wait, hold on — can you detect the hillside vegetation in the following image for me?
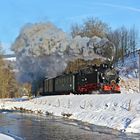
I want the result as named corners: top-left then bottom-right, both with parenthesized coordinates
top-left (0, 55), bottom-right (19, 98)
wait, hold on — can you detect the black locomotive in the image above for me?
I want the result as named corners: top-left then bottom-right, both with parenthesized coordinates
top-left (40, 63), bottom-right (120, 95)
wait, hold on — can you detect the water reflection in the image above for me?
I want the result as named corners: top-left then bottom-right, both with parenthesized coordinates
top-left (0, 111), bottom-right (140, 140)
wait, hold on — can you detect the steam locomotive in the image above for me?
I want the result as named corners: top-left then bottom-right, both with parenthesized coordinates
top-left (40, 63), bottom-right (120, 95)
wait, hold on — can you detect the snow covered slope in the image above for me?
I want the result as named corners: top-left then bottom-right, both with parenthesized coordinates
top-left (120, 78), bottom-right (139, 93)
top-left (1, 91), bottom-right (140, 134)
top-left (117, 51), bottom-right (139, 78)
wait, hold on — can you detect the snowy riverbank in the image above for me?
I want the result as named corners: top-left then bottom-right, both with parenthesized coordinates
top-left (0, 88), bottom-right (140, 134)
top-left (0, 133), bottom-right (15, 140)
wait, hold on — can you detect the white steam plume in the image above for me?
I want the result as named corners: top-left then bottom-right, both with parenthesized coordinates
top-left (12, 22), bottom-right (112, 85)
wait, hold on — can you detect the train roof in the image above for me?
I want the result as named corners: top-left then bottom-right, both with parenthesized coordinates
top-left (44, 72), bottom-right (76, 80)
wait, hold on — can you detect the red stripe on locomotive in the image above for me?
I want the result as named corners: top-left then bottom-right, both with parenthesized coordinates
top-left (77, 83), bottom-right (99, 93)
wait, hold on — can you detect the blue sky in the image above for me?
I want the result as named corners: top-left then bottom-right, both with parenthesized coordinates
top-left (0, 0), bottom-right (140, 53)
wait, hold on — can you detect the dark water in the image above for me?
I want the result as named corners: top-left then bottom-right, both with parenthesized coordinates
top-left (0, 111), bottom-right (140, 140)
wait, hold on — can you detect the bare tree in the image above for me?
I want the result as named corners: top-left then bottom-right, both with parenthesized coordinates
top-left (107, 26), bottom-right (139, 63)
top-left (71, 17), bottom-right (110, 38)
top-left (129, 26), bottom-right (138, 56)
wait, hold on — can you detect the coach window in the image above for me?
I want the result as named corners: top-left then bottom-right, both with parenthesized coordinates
top-left (68, 77), bottom-right (70, 83)
top-left (70, 76), bottom-right (72, 83)
top-left (57, 79), bottom-right (60, 85)
top-left (64, 77), bottom-right (66, 84)
top-left (61, 77), bottom-right (63, 85)
top-left (65, 76), bottom-right (68, 84)
top-left (55, 79), bottom-right (57, 85)
top-left (58, 78), bottom-right (60, 85)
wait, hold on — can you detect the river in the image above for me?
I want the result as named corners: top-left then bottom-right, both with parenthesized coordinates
top-left (0, 110), bottom-right (140, 140)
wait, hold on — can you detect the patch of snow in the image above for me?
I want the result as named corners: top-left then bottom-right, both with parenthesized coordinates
top-left (0, 90), bottom-right (140, 134)
top-left (120, 78), bottom-right (139, 93)
top-left (3, 57), bottom-right (16, 61)
top-left (117, 51), bottom-right (139, 79)
top-left (126, 118), bottom-right (140, 133)
top-left (0, 133), bottom-right (15, 140)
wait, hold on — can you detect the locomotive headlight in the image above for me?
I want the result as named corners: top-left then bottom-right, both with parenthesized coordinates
top-left (101, 73), bottom-right (105, 80)
top-left (110, 65), bottom-right (114, 69)
top-left (118, 77), bottom-right (121, 81)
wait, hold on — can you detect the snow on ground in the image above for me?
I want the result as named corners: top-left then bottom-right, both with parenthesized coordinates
top-left (120, 78), bottom-right (139, 93)
top-left (0, 133), bottom-right (15, 140)
top-left (0, 79), bottom-right (140, 134)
